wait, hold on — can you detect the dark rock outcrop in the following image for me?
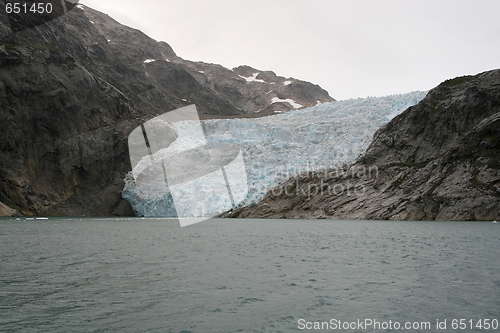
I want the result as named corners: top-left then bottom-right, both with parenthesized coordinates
top-left (0, 3), bottom-right (334, 216)
top-left (225, 69), bottom-right (500, 221)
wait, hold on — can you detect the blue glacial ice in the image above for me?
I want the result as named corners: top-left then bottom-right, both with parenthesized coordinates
top-left (123, 91), bottom-right (428, 217)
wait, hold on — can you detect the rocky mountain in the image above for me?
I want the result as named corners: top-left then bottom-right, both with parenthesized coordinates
top-left (224, 69), bottom-right (500, 221)
top-left (184, 63), bottom-right (333, 116)
top-left (0, 3), bottom-right (334, 217)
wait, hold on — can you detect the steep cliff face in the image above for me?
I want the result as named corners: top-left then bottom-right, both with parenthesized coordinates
top-left (0, 4), bottom-right (334, 216)
top-left (226, 69), bottom-right (500, 221)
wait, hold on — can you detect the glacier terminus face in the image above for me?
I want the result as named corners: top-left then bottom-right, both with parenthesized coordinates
top-left (126, 105), bottom-right (249, 226)
top-left (123, 91), bottom-right (427, 218)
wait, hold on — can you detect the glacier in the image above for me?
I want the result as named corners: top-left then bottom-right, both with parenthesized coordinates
top-left (123, 91), bottom-right (428, 217)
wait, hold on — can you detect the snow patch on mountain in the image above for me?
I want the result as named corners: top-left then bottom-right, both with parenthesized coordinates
top-left (239, 73), bottom-right (266, 83)
top-left (271, 97), bottom-right (303, 109)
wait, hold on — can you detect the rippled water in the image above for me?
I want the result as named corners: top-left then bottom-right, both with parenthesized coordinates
top-left (1, 218), bottom-right (499, 332)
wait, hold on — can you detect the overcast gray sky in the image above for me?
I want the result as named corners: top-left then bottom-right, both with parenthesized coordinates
top-left (81, 0), bottom-right (499, 100)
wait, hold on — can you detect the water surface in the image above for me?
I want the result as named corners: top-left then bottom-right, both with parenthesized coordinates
top-left (1, 218), bottom-right (499, 332)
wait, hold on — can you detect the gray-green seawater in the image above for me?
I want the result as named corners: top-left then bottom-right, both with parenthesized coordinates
top-left (1, 218), bottom-right (499, 332)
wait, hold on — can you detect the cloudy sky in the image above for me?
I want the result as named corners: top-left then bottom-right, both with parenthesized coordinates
top-left (81, 0), bottom-right (500, 100)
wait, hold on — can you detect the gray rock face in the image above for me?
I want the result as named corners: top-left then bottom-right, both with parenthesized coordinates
top-left (225, 69), bottom-right (500, 221)
top-left (0, 4), bottom-right (334, 216)
top-left (0, 200), bottom-right (16, 216)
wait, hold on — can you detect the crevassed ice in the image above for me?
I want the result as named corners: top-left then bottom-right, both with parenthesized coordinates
top-left (123, 91), bottom-right (427, 217)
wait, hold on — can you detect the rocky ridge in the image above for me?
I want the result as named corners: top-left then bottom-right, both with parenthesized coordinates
top-left (0, 3), bottom-right (333, 216)
top-left (184, 63), bottom-right (334, 116)
top-left (223, 69), bottom-right (500, 221)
